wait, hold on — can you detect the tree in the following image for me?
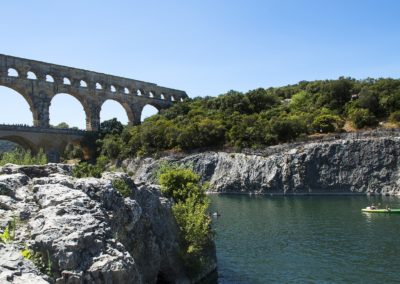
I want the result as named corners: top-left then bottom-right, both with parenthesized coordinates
top-left (54, 122), bottom-right (70, 129)
top-left (99, 118), bottom-right (123, 138)
top-left (349, 108), bottom-right (378, 129)
top-left (312, 114), bottom-right (343, 133)
top-left (356, 88), bottom-right (380, 116)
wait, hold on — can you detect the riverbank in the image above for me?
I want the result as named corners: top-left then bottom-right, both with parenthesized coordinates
top-left (125, 131), bottom-right (400, 195)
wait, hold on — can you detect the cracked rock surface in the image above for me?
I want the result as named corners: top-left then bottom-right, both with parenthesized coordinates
top-left (128, 136), bottom-right (400, 195)
top-left (0, 164), bottom-right (205, 283)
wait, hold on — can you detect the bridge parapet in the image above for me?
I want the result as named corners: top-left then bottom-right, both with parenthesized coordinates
top-left (0, 124), bottom-right (89, 135)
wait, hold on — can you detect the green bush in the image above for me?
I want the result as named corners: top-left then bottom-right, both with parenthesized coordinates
top-left (72, 156), bottom-right (108, 178)
top-left (389, 110), bottom-right (400, 123)
top-left (159, 168), bottom-right (203, 203)
top-left (349, 108), bottom-right (379, 129)
top-left (0, 148), bottom-right (47, 166)
top-left (112, 179), bottom-right (131, 197)
top-left (62, 143), bottom-right (84, 160)
top-left (312, 114), bottom-right (343, 133)
top-left (158, 168), bottom-right (212, 277)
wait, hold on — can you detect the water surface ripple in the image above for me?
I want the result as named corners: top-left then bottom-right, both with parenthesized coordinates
top-left (209, 195), bottom-right (400, 283)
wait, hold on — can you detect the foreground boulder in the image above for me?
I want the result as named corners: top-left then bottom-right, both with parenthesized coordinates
top-left (0, 164), bottom-right (216, 283)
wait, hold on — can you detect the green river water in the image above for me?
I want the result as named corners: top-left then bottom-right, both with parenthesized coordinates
top-left (209, 195), bottom-right (400, 284)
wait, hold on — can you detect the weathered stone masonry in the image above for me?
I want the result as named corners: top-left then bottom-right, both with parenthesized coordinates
top-left (0, 54), bottom-right (188, 131)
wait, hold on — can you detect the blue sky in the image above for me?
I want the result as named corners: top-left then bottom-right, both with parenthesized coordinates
top-left (1, 0), bottom-right (400, 128)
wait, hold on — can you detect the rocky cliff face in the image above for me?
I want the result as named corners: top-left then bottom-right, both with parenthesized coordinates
top-left (0, 164), bottom-right (216, 283)
top-left (128, 136), bottom-right (400, 195)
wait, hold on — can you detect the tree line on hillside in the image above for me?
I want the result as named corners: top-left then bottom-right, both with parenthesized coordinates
top-left (71, 77), bottom-right (400, 161)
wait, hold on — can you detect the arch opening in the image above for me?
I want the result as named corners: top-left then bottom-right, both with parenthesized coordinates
top-left (137, 90), bottom-right (142, 96)
top-left (0, 138), bottom-right (36, 155)
top-left (124, 88), bottom-right (129, 94)
top-left (110, 85), bottom-right (117, 93)
top-left (171, 96), bottom-right (176, 101)
top-left (80, 80), bottom-right (88, 88)
top-left (46, 75), bottom-right (54, 82)
top-left (141, 104), bottom-right (159, 122)
top-left (0, 140), bottom-right (19, 154)
top-left (160, 94), bottom-right (165, 100)
top-left (27, 71), bottom-right (37, 80)
top-left (0, 86), bottom-right (33, 125)
top-left (96, 83), bottom-right (102, 90)
top-left (7, 68), bottom-right (18, 77)
top-left (149, 92), bottom-right (154, 98)
top-left (100, 100), bottom-right (129, 125)
top-left (63, 77), bottom-right (71, 85)
top-left (50, 93), bottom-right (86, 129)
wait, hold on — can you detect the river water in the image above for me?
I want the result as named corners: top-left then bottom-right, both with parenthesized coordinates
top-left (209, 195), bottom-right (400, 283)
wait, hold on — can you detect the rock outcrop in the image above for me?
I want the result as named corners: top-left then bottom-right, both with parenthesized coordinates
top-left (127, 136), bottom-right (400, 195)
top-left (0, 164), bottom-right (216, 283)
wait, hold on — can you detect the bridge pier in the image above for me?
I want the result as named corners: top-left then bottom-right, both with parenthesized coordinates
top-left (32, 96), bottom-right (51, 128)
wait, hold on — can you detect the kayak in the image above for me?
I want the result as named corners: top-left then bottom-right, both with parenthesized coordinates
top-left (362, 208), bottom-right (400, 214)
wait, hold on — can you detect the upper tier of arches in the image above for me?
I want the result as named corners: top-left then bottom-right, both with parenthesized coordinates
top-left (0, 54), bottom-right (187, 131)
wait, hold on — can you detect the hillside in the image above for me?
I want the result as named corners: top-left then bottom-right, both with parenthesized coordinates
top-left (97, 77), bottom-right (400, 161)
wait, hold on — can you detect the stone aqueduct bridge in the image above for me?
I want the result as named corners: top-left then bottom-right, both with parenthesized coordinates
top-left (0, 54), bottom-right (188, 130)
top-left (0, 54), bottom-right (188, 161)
top-left (0, 125), bottom-right (88, 162)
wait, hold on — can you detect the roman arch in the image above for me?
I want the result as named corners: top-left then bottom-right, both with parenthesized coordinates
top-left (0, 54), bottom-right (188, 131)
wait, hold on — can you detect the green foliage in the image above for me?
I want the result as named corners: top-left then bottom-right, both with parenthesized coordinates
top-left (94, 77), bottom-right (400, 158)
top-left (312, 114), bottom-right (343, 133)
top-left (1, 217), bottom-right (16, 243)
top-left (99, 118), bottom-right (124, 138)
top-left (0, 148), bottom-right (47, 166)
top-left (54, 122), bottom-right (70, 129)
top-left (21, 247), bottom-right (32, 259)
top-left (112, 179), bottom-right (131, 197)
top-left (159, 168), bottom-right (203, 203)
top-left (21, 248), bottom-right (53, 277)
top-left (72, 155), bottom-right (108, 178)
top-left (389, 110), bottom-right (400, 123)
top-left (349, 108), bottom-right (378, 129)
top-left (62, 143), bottom-right (84, 160)
top-left (0, 225), bottom-right (12, 242)
top-left (158, 168), bottom-right (212, 276)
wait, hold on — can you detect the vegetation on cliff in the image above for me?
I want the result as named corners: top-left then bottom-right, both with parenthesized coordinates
top-left (96, 77), bottom-right (400, 159)
top-left (158, 167), bottom-right (213, 277)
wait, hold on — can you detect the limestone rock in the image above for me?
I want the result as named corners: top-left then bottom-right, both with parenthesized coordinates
top-left (0, 164), bottom-right (214, 283)
top-left (129, 136), bottom-right (400, 195)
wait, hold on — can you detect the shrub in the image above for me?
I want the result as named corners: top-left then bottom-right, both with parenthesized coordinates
top-left (62, 143), bottom-right (84, 160)
top-left (0, 148), bottom-right (47, 166)
top-left (72, 156), bottom-right (108, 178)
top-left (112, 179), bottom-right (131, 197)
top-left (389, 110), bottom-right (400, 123)
top-left (159, 168), bottom-right (203, 203)
top-left (159, 168), bottom-right (213, 277)
top-left (349, 108), bottom-right (378, 129)
top-left (312, 114), bottom-right (343, 133)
